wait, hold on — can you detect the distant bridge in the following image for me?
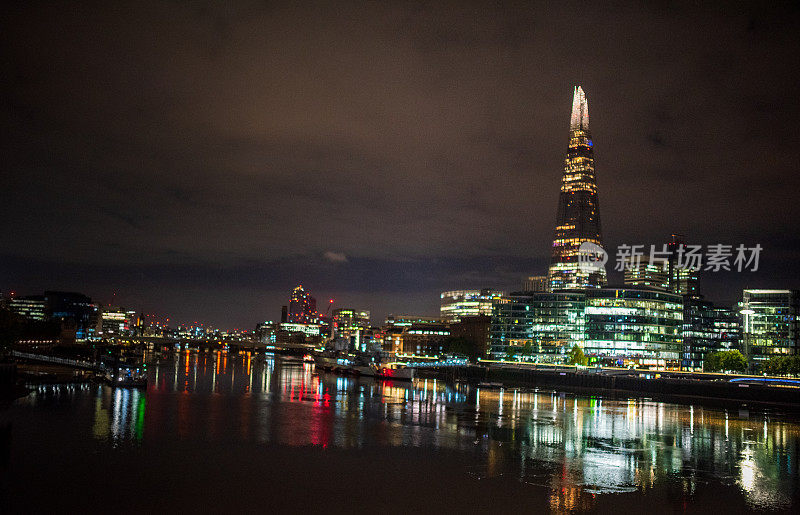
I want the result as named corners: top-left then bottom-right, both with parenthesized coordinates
top-left (117, 337), bottom-right (316, 355)
top-left (12, 350), bottom-right (99, 371)
top-left (112, 336), bottom-right (266, 350)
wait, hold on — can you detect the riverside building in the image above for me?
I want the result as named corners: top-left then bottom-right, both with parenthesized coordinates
top-left (681, 298), bottom-right (739, 370)
top-left (739, 289), bottom-right (799, 365)
top-left (490, 292), bottom-right (585, 360)
top-left (583, 288), bottom-right (684, 369)
top-left (490, 287), bottom-right (684, 368)
top-left (440, 289), bottom-right (503, 323)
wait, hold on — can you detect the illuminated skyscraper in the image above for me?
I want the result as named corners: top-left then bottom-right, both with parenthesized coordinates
top-left (548, 86), bottom-right (606, 290)
top-left (287, 285), bottom-right (316, 324)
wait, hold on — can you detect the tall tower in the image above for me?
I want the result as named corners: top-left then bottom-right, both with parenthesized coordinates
top-left (287, 285), bottom-right (316, 324)
top-left (548, 86), bottom-right (606, 290)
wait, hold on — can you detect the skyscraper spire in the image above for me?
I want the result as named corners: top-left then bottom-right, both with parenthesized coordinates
top-left (548, 86), bottom-right (606, 291)
top-left (570, 86), bottom-right (589, 130)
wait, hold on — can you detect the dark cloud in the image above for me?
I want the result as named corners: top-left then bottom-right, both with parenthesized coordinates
top-left (2, 1), bottom-right (799, 327)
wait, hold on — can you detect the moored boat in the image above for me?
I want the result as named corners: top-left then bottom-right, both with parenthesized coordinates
top-left (102, 363), bottom-right (147, 388)
top-left (375, 362), bottom-right (415, 381)
top-left (352, 364), bottom-right (378, 377)
top-left (313, 351), bottom-right (356, 374)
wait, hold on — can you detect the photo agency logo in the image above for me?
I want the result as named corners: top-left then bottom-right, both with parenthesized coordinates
top-left (577, 242), bottom-right (762, 275)
top-left (577, 241), bottom-right (608, 273)
top-left (613, 244), bottom-right (763, 272)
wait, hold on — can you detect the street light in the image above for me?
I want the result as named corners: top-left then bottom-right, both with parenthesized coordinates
top-left (739, 307), bottom-right (755, 372)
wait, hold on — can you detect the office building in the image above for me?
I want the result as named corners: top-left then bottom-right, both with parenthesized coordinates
top-left (583, 288), bottom-right (684, 368)
top-left (8, 295), bottom-right (47, 321)
top-left (255, 321), bottom-right (278, 345)
top-left (490, 288), bottom-right (684, 367)
top-left (440, 289), bottom-right (503, 323)
top-left (100, 306), bottom-right (137, 337)
top-left (548, 86), bottom-right (606, 290)
top-left (44, 291), bottom-right (100, 340)
top-left (739, 289), bottom-right (799, 364)
top-left (490, 291), bottom-right (586, 360)
top-left (385, 314), bottom-right (443, 327)
top-left (623, 256), bottom-right (669, 291)
top-left (523, 275), bottom-right (549, 292)
top-left (332, 308), bottom-right (370, 350)
top-left (667, 234), bottom-right (699, 296)
top-left (279, 323), bottom-right (321, 337)
top-left (449, 315), bottom-right (492, 359)
top-left (401, 324), bottom-right (450, 356)
top-left (682, 298), bottom-right (739, 370)
top-left (332, 309), bottom-right (370, 333)
top-left (380, 326), bottom-right (405, 354)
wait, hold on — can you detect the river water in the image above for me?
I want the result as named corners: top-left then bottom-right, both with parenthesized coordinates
top-left (2, 352), bottom-right (799, 513)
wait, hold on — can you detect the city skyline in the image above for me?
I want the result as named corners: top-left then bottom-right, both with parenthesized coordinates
top-left (5, 4), bottom-right (800, 514)
top-left (3, 2), bottom-right (800, 327)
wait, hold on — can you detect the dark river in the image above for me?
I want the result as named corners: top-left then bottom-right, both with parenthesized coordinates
top-left (2, 352), bottom-right (799, 513)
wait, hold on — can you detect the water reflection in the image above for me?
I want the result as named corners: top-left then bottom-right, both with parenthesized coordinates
top-left (14, 353), bottom-right (800, 511)
top-left (91, 387), bottom-right (146, 441)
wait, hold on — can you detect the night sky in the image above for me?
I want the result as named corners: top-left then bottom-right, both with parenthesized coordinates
top-left (3, 1), bottom-right (800, 328)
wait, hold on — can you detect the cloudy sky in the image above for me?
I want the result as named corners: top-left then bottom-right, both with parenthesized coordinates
top-left (2, 1), bottom-right (799, 328)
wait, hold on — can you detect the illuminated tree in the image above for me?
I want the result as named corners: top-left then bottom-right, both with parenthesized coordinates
top-left (567, 344), bottom-right (588, 366)
top-left (704, 350), bottom-right (747, 373)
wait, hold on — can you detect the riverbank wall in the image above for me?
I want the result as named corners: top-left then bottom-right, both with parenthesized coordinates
top-left (419, 365), bottom-right (800, 406)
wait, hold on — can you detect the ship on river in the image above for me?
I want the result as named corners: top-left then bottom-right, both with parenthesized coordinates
top-left (100, 357), bottom-right (147, 388)
top-left (312, 350), bottom-right (415, 381)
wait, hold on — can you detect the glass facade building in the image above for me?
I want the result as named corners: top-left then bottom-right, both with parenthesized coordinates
top-left (548, 86), bottom-right (606, 291)
top-left (583, 288), bottom-right (684, 368)
top-left (681, 298), bottom-right (740, 370)
top-left (332, 308), bottom-right (370, 350)
top-left (440, 289), bottom-right (504, 323)
top-left (490, 288), bottom-right (684, 367)
top-left (490, 292), bottom-right (586, 360)
top-left (623, 256), bottom-right (670, 290)
top-left (667, 234), bottom-right (699, 296)
top-left (739, 289), bottom-right (799, 364)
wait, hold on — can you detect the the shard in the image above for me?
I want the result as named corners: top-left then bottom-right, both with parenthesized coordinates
top-left (548, 86), bottom-right (607, 290)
